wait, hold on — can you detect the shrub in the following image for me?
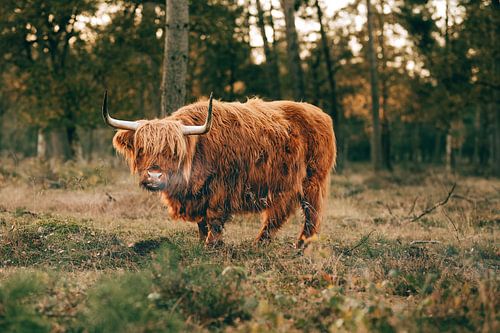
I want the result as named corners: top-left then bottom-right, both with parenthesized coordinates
top-left (83, 273), bottom-right (184, 333)
top-left (307, 289), bottom-right (398, 333)
top-left (151, 244), bottom-right (256, 327)
top-left (0, 272), bottom-right (51, 333)
top-left (81, 243), bottom-right (256, 331)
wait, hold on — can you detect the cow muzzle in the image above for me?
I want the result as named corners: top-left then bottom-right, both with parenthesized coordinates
top-left (141, 169), bottom-right (166, 192)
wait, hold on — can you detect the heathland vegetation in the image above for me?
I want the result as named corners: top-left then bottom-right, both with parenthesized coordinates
top-left (1, 160), bottom-right (498, 331)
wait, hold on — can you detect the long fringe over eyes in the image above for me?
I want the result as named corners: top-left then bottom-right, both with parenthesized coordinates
top-left (133, 120), bottom-right (187, 171)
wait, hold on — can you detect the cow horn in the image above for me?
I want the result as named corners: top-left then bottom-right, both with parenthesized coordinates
top-left (180, 92), bottom-right (213, 135)
top-left (102, 90), bottom-right (140, 131)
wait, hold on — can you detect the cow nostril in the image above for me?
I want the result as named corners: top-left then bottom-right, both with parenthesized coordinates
top-left (147, 171), bottom-right (162, 179)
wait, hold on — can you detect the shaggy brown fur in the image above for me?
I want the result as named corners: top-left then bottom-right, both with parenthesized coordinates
top-left (113, 98), bottom-right (336, 247)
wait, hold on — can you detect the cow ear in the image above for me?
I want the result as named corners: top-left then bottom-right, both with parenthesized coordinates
top-left (113, 130), bottom-right (135, 159)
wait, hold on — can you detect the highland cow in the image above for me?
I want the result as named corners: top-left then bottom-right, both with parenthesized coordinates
top-left (102, 92), bottom-right (336, 247)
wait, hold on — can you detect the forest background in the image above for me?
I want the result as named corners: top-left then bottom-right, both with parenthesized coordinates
top-left (0, 0), bottom-right (498, 175)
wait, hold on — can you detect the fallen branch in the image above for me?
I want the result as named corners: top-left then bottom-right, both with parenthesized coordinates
top-left (105, 192), bottom-right (116, 202)
top-left (410, 240), bottom-right (442, 246)
top-left (407, 183), bottom-right (456, 222)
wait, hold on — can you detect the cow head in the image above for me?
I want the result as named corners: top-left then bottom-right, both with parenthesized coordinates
top-left (102, 91), bottom-right (213, 192)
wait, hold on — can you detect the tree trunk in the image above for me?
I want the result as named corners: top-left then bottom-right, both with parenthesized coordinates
top-left (314, 0), bottom-right (343, 171)
top-left (494, 100), bottom-right (500, 176)
top-left (310, 52), bottom-right (321, 106)
top-left (229, 61), bottom-right (236, 100)
top-left (472, 105), bottom-right (481, 166)
top-left (243, 0), bottom-right (252, 44)
top-left (443, 0), bottom-right (454, 173)
top-left (366, 0), bottom-right (383, 171)
top-left (314, 0), bottom-right (338, 122)
top-left (37, 128), bottom-right (47, 160)
top-left (49, 129), bottom-right (72, 162)
top-left (491, 2), bottom-right (500, 176)
top-left (377, 1), bottom-right (392, 170)
top-left (268, 1), bottom-right (282, 99)
top-left (66, 123), bottom-right (77, 159)
top-left (381, 118), bottom-right (392, 169)
top-left (280, 0), bottom-right (305, 100)
top-left (412, 124), bottom-right (421, 163)
top-left (78, 128), bottom-right (94, 163)
top-left (0, 108), bottom-right (4, 154)
top-left (268, 2), bottom-right (280, 55)
top-left (256, 0), bottom-right (281, 99)
top-left (445, 131), bottom-right (453, 172)
top-left (161, 0), bottom-right (189, 116)
top-left (433, 131), bottom-right (442, 163)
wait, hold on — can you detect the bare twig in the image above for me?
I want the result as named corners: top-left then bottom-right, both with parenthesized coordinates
top-left (344, 229), bottom-right (375, 254)
top-left (410, 240), bottom-right (442, 246)
top-left (451, 194), bottom-right (474, 204)
top-left (441, 209), bottom-right (461, 241)
top-left (105, 192), bottom-right (116, 202)
top-left (169, 292), bottom-right (188, 315)
top-left (407, 195), bottom-right (419, 216)
top-left (384, 203), bottom-right (395, 217)
top-left (407, 183), bottom-right (456, 222)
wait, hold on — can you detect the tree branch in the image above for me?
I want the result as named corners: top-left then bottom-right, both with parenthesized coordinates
top-left (407, 183), bottom-right (456, 222)
top-left (343, 229), bottom-right (375, 254)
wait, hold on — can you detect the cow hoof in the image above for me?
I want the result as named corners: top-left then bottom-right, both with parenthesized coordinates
top-left (254, 236), bottom-right (272, 246)
top-left (205, 240), bottom-right (224, 248)
top-left (295, 234), bottom-right (318, 249)
top-left (294, 240), bottom-right (305, 249)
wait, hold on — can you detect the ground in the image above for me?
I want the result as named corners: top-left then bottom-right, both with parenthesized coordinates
top-left (0, 158), bottom-right (498, 332)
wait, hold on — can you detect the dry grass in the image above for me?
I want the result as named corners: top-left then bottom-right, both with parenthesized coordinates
top-left (0, 158), bottom-right (498, 332)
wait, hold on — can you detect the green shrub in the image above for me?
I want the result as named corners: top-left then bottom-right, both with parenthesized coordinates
top-left (84, 273), bottom-right (184, 333)
top-left (0, 272), bottom-right (51, 333)
top-left (152, 244), bottom-right (256, 327)
top-left (305, 288), bottom-right (398, 333)
top-left (81, 243), bottom-right (255, 331)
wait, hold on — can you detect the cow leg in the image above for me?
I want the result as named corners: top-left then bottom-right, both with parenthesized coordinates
top-left (256, 193), bottom-right (296, 243)
top-left (197, 219), bottom-right (208, 242)
top-left (205, 218), bottom-right (225, 247)
top-left (297, 177), bottom-right (326, 248)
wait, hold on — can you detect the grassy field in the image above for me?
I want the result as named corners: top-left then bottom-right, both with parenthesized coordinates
top-left (0, 158), bottom-right (498, 332)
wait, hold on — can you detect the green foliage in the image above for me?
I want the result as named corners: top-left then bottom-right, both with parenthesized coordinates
top-left (189, 0), bottom-right (254, 101)
top-left (81, 243), bottom-right (255, 331)
top-left (151, 244), bottom-right (255, 327)
top-left (84, 273), bottom-right (184, 333)
top-left (0, 0), bottom-right (100, 158)
top-left (0, 272), bottom-right (51, 333)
